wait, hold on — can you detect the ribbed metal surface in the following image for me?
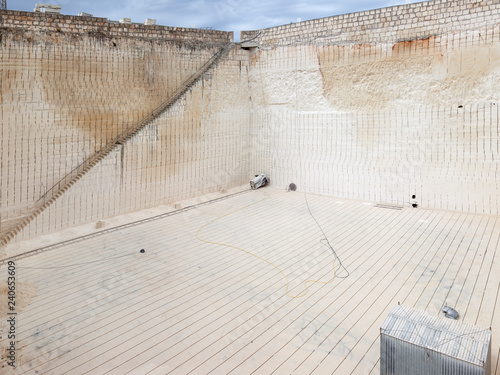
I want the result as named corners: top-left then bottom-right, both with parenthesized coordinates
top-left (380, 305), bottom-right (491, 375)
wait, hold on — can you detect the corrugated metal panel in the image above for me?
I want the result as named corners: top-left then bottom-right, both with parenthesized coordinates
top-left (380, 305), bottom-right (491, 375)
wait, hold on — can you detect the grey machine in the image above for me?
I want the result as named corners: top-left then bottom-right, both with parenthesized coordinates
top-left (250, 174), bottom-right (269, 190)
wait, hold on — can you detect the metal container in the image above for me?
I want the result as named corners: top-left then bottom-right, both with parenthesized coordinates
top-left (381, 304), bottom-right (491, 375)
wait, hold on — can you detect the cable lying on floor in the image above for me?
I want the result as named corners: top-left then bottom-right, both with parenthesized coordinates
top-left (195, 193), bottom-right (339, 299)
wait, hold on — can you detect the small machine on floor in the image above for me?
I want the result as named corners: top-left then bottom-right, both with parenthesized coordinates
top-left (250, 174), bottom-right (269, 189)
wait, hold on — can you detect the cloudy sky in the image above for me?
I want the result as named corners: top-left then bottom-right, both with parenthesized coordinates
top-left (11, 0), bottom-right (420, 40)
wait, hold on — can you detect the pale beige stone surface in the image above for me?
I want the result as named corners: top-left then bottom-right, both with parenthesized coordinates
top-left (1, 185), bottom-right (249, 260)
top-left (248, 28), bottom-right (500, 215)
top-left (2, 0), bottom-right (499, 245)
top-left (0, 3), bottom-right (499, 371)
top-left (0, 188), bottom-right (498, 374)
top-left (0, 31), bottom-right (224, 224)
top-left (0, 37), bottom-right (251, 243)
top-left (95, 221), bottom-right (106, 229)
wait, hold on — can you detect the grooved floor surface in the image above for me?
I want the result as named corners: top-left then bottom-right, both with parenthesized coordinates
top-left (2, 188), bottom-right (499, 374)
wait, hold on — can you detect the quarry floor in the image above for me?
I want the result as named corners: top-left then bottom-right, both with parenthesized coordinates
top-left (1, 186), bottom-right (499, 374)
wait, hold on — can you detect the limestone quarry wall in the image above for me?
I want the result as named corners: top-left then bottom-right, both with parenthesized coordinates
top-left (0, 11), bottom-right (250, 241)
top-left (241, 0), bottom-right (499, 45)
top-left (246, 0), bottom-right (500, 214)
top-left (1, 10), bottom-right (231, 42)
top-left (13, 46), bottom-right (251, 241)
top-left (2, 0), bottom-right (500, 244)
